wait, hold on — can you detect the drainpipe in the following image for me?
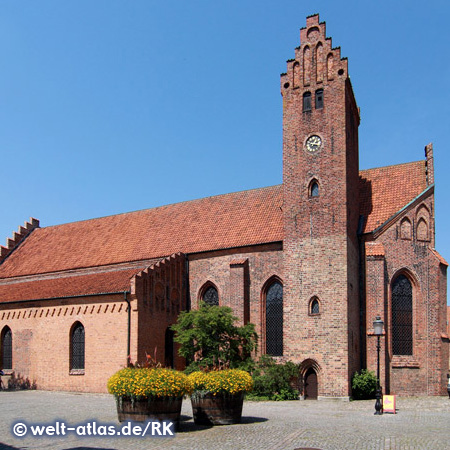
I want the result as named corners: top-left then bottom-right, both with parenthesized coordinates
top-left (124, 291), bottom-right (131, 364)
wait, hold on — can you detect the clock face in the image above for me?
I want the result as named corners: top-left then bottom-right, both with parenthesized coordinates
top-left (306, 135), bottom-right (322, 153)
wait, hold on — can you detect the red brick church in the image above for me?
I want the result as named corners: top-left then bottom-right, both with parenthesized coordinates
top-left (0, 15), bottom-right (448, 398)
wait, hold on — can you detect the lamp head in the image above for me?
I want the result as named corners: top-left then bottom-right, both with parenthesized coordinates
top-left (373, 316), bottom-right (384, 336)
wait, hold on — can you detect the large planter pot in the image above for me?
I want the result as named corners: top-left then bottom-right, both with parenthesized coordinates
top-left (116, 396), bottom-right (183, 427)
top-left (191, 392), bottom-right (244, 425)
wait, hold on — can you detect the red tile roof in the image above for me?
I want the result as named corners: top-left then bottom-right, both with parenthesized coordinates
top-left (0, 186), bottom-right (284, 278)
top-left (359, 161), bottom-right (427, 233)
top-left (365, 242), bottom-right (385, 257)
top-left (0, 268), bottom-right (140, 303)
top-left (0, 160), bottom-right (429, 285)
top-left (429, 248), bottom-right (449, 266)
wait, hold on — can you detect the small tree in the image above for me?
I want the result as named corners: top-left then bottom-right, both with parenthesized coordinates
top-left (171, 302), bottom-right (257, 371)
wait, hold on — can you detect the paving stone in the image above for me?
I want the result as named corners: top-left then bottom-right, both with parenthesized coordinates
top-left (0, 391), bottom-right (449, 450)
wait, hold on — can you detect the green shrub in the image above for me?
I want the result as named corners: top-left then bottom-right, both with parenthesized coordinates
top-left (171, 302), bottom-right (257, 372)
top-left (249, 355), bottom-right (299, 401)
top-left (351, 369), bottom-right (378, 400)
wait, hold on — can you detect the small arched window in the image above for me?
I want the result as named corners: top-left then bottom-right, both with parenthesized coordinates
top-left (70, 322), bottom-right (85, 371)
top-left (310, 180), bottom-right (319, 197)
top-left (392, 275), bottom-right (413, 356)
top-left (202, 285), bottom-right (219, 306)
top-left (315, 89), bottom-right (324, 109)
top-left (265, 280), bottom-right (283, 356)
top-left (1, 326), bottom-right (12, 370)
top-left (303, 92), bottom-right (312, 112)
top-left (309, 297), bottom-right (320, 315)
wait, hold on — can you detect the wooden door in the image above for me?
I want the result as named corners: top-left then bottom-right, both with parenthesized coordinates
top-left (304, 368), bottom-right (318, 399)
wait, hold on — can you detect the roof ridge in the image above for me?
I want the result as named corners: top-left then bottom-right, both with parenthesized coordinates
top-left (360, 160), bottom-right (423, 175)
top-left (38, 184), bottom-right (283, 231)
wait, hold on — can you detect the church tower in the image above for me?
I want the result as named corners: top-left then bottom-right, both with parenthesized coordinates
top-left (281, 14), bottom-right (361, 398)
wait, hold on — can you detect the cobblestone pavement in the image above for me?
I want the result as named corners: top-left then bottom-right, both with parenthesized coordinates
top-left (0, 391), bottom-right (449, 450)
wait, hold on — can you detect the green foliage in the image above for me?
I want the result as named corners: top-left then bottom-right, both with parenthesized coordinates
top-left (351, 369), bottom-right (378, 400)
top-left (171, 302), bottom-right (258, 371)
top-left (249, 355), bottom-right (299, 401)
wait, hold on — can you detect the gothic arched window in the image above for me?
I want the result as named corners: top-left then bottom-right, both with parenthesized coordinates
top-left (392, 275), bottom-right (413, 355)
top-left (202, 285), bottom-right (219, 307)
top-left (309, 180), bottom-right (319, 197)
top-left (310, 297), bottom-right (320, 315)
top-left (1, 326), bottom-right (12, 370)
top-left (266, 280), bottom-right (283, 356)
top-left (70, 322), bottom-right (85, 371)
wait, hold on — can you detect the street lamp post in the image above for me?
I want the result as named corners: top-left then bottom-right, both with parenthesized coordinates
top-left (373, 316), bottom-right (384, 415)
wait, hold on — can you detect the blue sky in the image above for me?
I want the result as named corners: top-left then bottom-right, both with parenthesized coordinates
top-left (1, 1), bottom-right (449, 298)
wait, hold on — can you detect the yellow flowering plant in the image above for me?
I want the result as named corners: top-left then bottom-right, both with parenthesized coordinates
top-left (188, 369), bottom-right (253, 398)
top-left (107, 367), bottom-right (191, 399)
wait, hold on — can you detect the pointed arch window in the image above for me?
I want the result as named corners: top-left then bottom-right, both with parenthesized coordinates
top-left (70, 322), bottom-right (85, 371)
top-left (392, 275), bottom-right (413, 355)
top-left (265, 280), bottom-right (283, 356)
top-left (202, 285), bottom-right (219, 306)
top-left (309, 297), bottom-right (320, 315)
top-left (1, 326), bottom-right (12, 371)
top-left (309, 180), bottom-right (319, 197)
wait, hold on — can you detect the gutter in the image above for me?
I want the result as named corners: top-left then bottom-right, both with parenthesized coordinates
top-left (124, 291), bottom-right (131, 363)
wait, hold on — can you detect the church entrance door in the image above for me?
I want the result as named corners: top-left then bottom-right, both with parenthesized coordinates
top-left (304, 368), bottom-right (318, 399)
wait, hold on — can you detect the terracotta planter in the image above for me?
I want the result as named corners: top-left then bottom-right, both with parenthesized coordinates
top-left (116, 396), bottom-right (183, 427)
top-left (191, 392), bottom-right (244, 425)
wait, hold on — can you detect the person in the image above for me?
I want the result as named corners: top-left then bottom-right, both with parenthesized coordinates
top-left (0, 369), bottom-right (4, 390)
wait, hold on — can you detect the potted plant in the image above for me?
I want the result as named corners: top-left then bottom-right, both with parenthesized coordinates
top-left (188, 369), bottom-right (253, 425)
top-left (107, 357), bottom-right (190, 427)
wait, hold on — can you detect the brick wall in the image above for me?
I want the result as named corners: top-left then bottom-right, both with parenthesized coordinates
top-left (0, 293), bottom-right (130, 393)
top-left (188, 243), bottom-right (283, 353)
top-left (280, 14), bottom-right (361, 398)
top-left (364, 193), bottom-right (448, 395)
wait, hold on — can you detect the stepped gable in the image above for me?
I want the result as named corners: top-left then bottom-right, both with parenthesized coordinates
top-left (359, 160), bottom-right (427, 233)
top-left (0, 218), bottom-right (39, 263)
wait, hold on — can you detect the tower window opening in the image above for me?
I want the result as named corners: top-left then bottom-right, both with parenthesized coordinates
top-left (315, 89), bottom-right (324, 109)
top-left (303, 92), bottom-right (312, 112)
top-left (309, 180), bottom-right (319, 197)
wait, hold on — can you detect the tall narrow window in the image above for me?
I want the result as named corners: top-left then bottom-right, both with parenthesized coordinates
top-left (202, 285), bottom-right (219, 306)
top-left (315, 89), bottom-right (324, 109)
top-left (303, 92), bottom-right (312, 112)
top-left (266, 280), bottom-right (283, 356)
top-left (1, 326), bottom-right (12, 370)
top-left (309, 180), bottom-right (319, 197)
top-left (392, 275), bottom-right (413, 355)
top-left (165, 328), bottom-right (175, 369)
top-left (71, 322), bottom-right (85, 371)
